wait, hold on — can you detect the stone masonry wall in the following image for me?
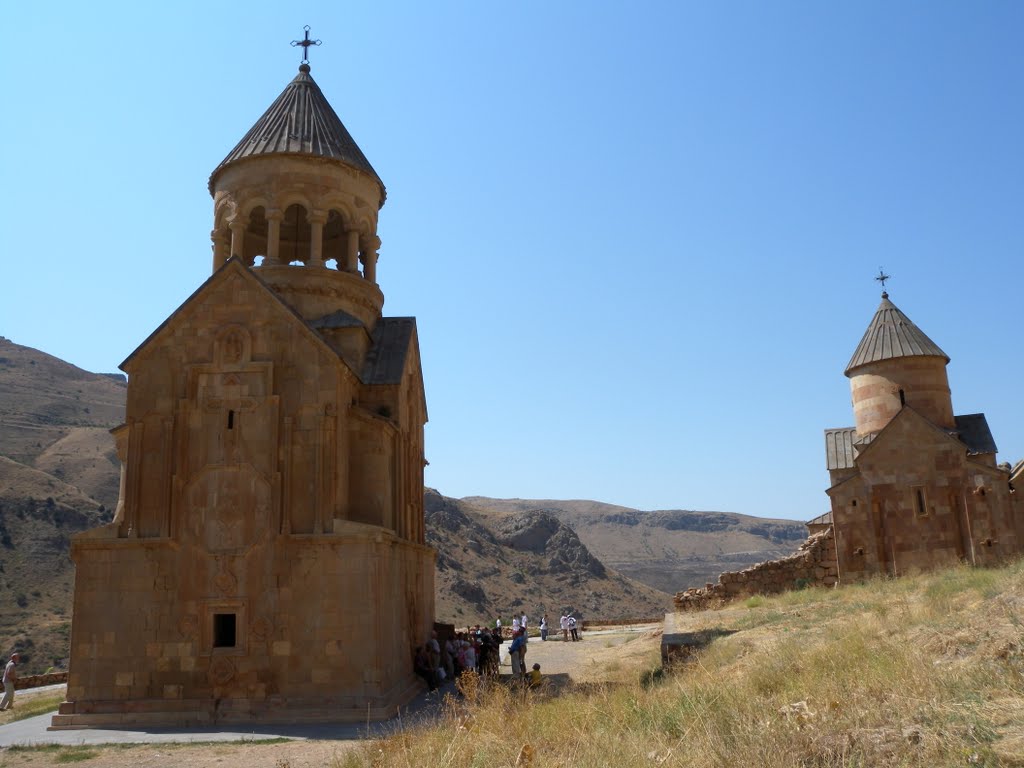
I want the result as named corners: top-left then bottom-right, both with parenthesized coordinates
top-left (674, 529), bottom-right (837, 611)
top-left (16, 672), bottom-right (68, 690)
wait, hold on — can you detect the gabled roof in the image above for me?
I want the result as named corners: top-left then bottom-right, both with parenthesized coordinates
top-left (953, 413), bottom-right (998, 455)
top-left (824, 427), bottom-right (857, 470)
top-left (853, 405), bottom-right (965, 469)
top-left (310, 309), bottom-right (366, 330)
top-left (806, 511), bottom-right (833, 527)
top-left (120, 259), bottom-right (354, 379)
top-left (208, 64), bottom-right (385, 204)
top-left (845, 292), bottom-right (949, 376)
top-left (362, 318), bottom-right (416, 385)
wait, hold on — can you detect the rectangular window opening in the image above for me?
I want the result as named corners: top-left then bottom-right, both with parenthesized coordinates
top-left (213, 613), bottom-right (237, 648)
top-left (227, 410), bottom-right (235, 430)
top-left (914, 488), bottom-right (927, 518)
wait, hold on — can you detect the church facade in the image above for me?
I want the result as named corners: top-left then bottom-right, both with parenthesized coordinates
top-left (53, 60), bottom-right (434, 727)
top-left (823, 292), bottom-right (1023, 580)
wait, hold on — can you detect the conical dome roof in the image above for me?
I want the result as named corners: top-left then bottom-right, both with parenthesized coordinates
top-left (845, 293), bottom-right (949, 376)
top-left (209, 64), bottom-right (385, 204)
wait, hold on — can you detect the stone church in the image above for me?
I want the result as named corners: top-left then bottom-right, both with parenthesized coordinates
top-left (822, 291), bottom-right (1023, 580)
top-left (53, 58), bottom-right (434, 727)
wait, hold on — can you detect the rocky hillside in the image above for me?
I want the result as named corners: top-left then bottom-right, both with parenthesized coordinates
top-left (0, 336), bottom-right (126, 510)
top-left (426, 490), bottom-right (670, 625)
top-left (463, 497), bottom-right (809, 594)
top-left (0, 338), bottom-right (126, 673)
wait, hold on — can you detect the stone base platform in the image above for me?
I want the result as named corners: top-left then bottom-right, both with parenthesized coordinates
top-left (661, 612), bottom-right (737, 666)
top-left (49, 677), bottom-right (424, 730)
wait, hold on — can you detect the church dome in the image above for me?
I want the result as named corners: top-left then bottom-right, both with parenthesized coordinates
top-left (844, 292), bottom-right (949, 376)
top-left (845, 292), bottom-right (955, 434)
top-left (208, 64), bottom-right (385, 205)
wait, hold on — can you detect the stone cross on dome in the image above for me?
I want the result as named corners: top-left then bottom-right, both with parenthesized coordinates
top-left (291, 25), bottom-right (322, 65)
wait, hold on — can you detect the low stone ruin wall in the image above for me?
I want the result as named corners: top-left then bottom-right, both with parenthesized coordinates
top-left (586, 617), bottom-right (664, 628)
top-left (16, 671), bottom-right (68, 690)
top-left (674, 529), bottom-right (837, 611)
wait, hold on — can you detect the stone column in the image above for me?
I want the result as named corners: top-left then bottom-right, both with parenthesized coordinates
top-left (265, 209), bottom-right (283, 266)
top-left (308, 210), bottom-right (326, 268)
top-left (345, 229), bottom-right (360, 273)
top-left (211, 228), bottom-right (230, 272)
top-left (228, 218), bottom-right (246, 264)
top-left (362, 236), bottom-right (381, 284)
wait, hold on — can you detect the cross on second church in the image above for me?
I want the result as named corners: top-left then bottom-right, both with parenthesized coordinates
top-left (291, 25), bottom-right (322, 64)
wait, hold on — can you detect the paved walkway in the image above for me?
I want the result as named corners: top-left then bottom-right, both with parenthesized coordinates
top-left (0, 624), bottom-right (658, 748)
top-left (0, 684), bottom-right (454, 748)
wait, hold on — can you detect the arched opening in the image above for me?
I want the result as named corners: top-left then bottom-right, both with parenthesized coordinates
top-left (280, 204), bottom-right (311, 266)
top-left (324, 209), bottom-right (347, 268)
top-left (244, 207), bottom-right (268, 266)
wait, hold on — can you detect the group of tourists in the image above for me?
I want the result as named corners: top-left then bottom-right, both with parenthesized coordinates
top-left (414, 609), bottom-right (584, 691)
top-left (506, 625), bottom-right (541, 686)
top-left (497, 612), bottom-right (580, 642)
top-left (414, 626), bottom-right (504, 690)
top-left (560, 613), bottom-right (580, 641)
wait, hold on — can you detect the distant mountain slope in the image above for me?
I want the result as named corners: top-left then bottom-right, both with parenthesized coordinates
top-left (0, 339), bottom-right (125, 672)
top-left (0, 336), bottom-right (125, 507)
top-left (462, 497), bottom-right (809, 594)
top-left (426, 490), bottom-right (670, 625)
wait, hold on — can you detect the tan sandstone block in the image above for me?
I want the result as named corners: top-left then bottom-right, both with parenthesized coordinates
top-left (273, 641), bottom-right (291, 656)
top-left (115, 672), bottom-right (134, 687)
top-left (163, 685), bottom-right (183, 699)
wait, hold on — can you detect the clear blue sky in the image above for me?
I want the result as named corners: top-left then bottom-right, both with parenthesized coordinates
top-left (3, 2), bottom-right (1022, 521)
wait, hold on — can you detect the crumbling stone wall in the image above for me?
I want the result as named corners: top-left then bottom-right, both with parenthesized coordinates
top-left (674, 529), bottom-right (837, 611)
top-left (16, 672), bottom-right (68, 690)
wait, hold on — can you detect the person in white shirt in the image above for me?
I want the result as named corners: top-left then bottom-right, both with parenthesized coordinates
top-left (560, 614), bottom-right (569, 642)
top-left (540, 615), bottom-right (548, 641)
top-left (1, 653), bottom-right (19, 711)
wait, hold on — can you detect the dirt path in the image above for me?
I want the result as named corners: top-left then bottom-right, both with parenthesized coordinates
top-left (0, 739), bottom-right (361, 768)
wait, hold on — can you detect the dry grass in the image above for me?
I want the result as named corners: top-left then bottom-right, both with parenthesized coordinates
top-left (337, 560), bottom-right (1024, 767)
top-left (0, 691), bottom-right (66, 726)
